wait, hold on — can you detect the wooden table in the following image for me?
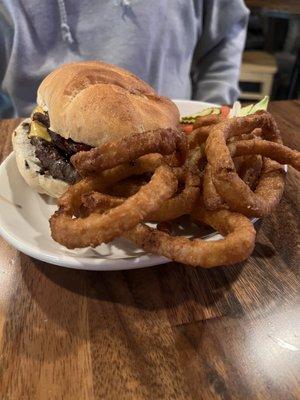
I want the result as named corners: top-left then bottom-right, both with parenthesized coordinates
top-left (0, 101), bottom-right (299, 399)
top-left (245, 1), bottom-right (300, 17)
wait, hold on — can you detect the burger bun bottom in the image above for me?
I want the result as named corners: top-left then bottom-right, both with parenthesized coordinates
top-left (12, 119), bottom-right (68, 198)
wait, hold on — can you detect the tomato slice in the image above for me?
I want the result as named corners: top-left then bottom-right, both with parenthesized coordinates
top-left (182, 124), bottom-right (194, 134)
top-left (221, 105), bottom-right (230, 118)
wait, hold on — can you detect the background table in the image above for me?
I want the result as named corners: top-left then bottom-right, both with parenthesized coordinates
top-left (245, 0), bottom-right (300, 17)
top-left (0, 101), bottom-right (299, 399)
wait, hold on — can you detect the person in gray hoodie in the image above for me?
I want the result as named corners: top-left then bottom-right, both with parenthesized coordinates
top-left (0, 0), bottom-right (249, 118)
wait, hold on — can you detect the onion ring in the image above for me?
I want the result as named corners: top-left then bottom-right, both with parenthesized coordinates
top-left (194, 114), bottom-right (222, 129)
top-left (107, 175), bottom-right (150, 198)
top-left (50, 164), bottom-right (177, 248)
top-left (58, 154), bottom-right (163, 213)
top-left (228, 139), bottom-right (300, 169)
top-left (81, 188), bottom-right (200, 223)
top-left (188, 114), bottom-right (222, 147)
top-left (83, 148), bottom-right (203, 222)
top-left (203, 154), bottom-right (264, 211)
top-left (205, 112), bottom-right (289, 217)
top-left (203, 131), bottom-right (265, 211)
top-left (227, 128), bottom-right (263, 143)
top-left (71, 128), bottom-right (187, 176)
top-left (203, 164), bottom-right (228, 210)
top-left (81, 192), bottom-right (123, 214)
top-left (235, 155), bottom-right (263, 190)
top-left (81, 194), bottom-right (256, 267)
top-left (149, 148), bottom-right (202, 220)
top-left (123, 206), bottom-right (256, 268)
top-left (188, 126), bottom-right (212, 148)
top-left (189, 123), bottom-right (263, 150)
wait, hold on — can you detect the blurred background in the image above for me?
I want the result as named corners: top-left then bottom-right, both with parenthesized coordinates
top-left (241, 0), bottom-right (300, 102)
top-left (0, 0), bottom-right (299, 118)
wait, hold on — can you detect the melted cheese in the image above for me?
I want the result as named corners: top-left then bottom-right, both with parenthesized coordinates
top-left (29, 121), bottom-right (51, 142)
top-left (31, 106), bottom-right (45, 117)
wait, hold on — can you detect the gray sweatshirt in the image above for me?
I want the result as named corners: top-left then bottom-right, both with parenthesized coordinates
top-left (0, 0), bottom-right (249, 117)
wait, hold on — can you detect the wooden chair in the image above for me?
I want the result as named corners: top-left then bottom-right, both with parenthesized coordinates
top-left (239, 51), bottom-right (278, 100)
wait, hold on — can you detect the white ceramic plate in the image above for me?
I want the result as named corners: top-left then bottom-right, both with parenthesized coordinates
top-left (0, 100), bottom-right (225, 271)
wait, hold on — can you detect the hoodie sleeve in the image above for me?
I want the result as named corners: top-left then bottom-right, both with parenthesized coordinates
top-left (0, 3), bottom-right (14, 117)
top-left (191, 0), bottom-right (249, 104)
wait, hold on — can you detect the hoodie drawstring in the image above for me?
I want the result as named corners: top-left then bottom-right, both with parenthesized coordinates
top-left (115, 0), bottom-right (132, 7)
top-left (57, 0), bottom-right (133, 44)
top-left (57, 0), bottom-right (74, 44)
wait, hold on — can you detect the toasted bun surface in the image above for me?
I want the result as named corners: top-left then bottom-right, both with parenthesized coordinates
top-left (37, 61), bottom-right (180, 147)
top-left (12, 119), bottom-right (68, 198)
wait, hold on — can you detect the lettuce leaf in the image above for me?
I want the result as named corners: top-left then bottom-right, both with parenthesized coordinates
top-left (244, 96), bottom-right (269, 115)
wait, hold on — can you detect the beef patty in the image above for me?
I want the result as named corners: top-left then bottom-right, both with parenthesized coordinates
top-left (30, 136), bottom-right (80, 184)
top-left (30, 112), bottom-right (92, 184)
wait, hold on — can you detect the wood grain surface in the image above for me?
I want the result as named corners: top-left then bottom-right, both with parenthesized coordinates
top-left (245, 0), bottom-right (300, 16)
top-left (0, 102), bottom-right (299, 400)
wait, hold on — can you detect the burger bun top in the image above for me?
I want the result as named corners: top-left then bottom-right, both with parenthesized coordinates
top-left (37, 61), bottom-right (180, 147)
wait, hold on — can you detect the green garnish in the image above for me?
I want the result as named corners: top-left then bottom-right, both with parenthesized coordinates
top-left (181, 107), bottom-right (221, 124)
top-left (180, 96), bottom-right (269, 124)
top-left (238, 96), bottom-right (269, 117)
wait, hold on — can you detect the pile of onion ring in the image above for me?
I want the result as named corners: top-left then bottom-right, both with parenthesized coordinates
top-left (49, 112), bottom-right (300, 268)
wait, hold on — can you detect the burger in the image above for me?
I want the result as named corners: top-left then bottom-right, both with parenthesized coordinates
top-left (12, 61), bottom-right (180, 197)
